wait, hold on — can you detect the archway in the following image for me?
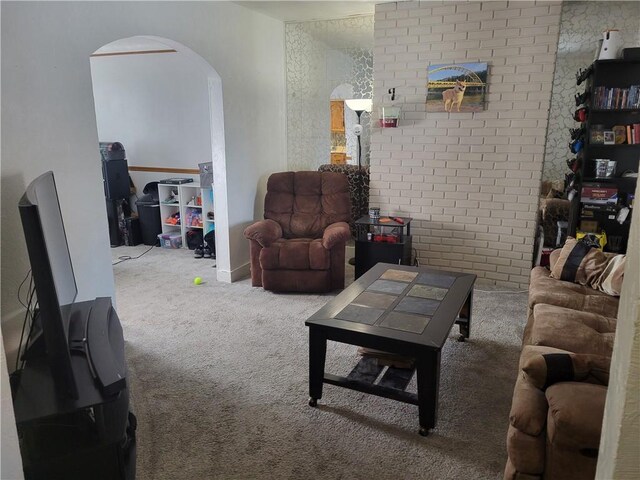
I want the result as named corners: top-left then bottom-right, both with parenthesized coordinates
top-left (89, 36), bottom-right (230, 281)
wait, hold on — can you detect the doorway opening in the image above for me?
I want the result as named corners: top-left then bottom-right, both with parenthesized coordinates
top-left (89, 36), bottom-right (230, 281)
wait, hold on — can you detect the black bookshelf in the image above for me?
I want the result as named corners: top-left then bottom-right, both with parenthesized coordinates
top-left (568, 60), bottom-right (639, 254)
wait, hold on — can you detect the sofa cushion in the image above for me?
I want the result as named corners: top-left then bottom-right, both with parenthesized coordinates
top-left (544, 443), bottom-right (599, 480)
top-left (529, 304), bottom-right (615, 356)
top-left (260, 238), bottom-right (330, 271)
top-left (522, 352), bottom-right (610, 390)
top-left (546, 382), bottom-right (607, 450)
top-left (264, 172), bottom-right (351, 239)
top-left (529, 267), bottom-right (618, 317)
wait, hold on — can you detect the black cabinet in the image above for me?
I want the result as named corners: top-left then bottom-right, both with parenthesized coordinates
top-left (354, 215), bottom-right (413, 279)
top-left (568, 59), bottom-right (640, 253)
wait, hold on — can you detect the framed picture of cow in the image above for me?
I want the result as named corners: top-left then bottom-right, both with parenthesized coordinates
top-left (426, 62), bottom-right (488, 113)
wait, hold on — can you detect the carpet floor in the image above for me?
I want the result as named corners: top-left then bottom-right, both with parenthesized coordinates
top-left (111, 246), bottom-right (528, 480)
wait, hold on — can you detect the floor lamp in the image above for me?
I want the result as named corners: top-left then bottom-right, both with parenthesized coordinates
top-left (344, 98), bottom-right (372, 265)
top-left (344, 99), bottom-right (373, 169)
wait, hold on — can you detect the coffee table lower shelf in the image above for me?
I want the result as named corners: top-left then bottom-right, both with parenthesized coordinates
top-left (316, 357), bottom-right (419, 407)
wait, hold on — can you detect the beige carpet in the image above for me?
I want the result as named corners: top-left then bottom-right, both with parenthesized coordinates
top-left (111, 246), bottom-right (528, 480)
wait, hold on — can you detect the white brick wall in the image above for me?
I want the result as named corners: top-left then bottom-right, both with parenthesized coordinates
top-left (371, 0), bottom-right (561, 289)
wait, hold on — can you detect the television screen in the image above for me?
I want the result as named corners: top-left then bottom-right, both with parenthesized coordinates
top-left (19, 171), bottom-right (78, 398)
top-left (31, 173), bottom-right (78, 310)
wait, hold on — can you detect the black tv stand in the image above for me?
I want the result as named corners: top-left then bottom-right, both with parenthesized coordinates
top-left (12, 298), bottom-right (136, 480)
top-left (14, 298), bottom-right (126, 423)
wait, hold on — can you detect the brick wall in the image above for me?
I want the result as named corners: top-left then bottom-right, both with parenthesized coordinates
top-left (370, 1), bottom-right (561, 288)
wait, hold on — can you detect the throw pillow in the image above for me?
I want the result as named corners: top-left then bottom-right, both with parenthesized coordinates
top-left (522, 352), bottom-right (611, 390)
top-left (550, 237), bottom-right (609, 286)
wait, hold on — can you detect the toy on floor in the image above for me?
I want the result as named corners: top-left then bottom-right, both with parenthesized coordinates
top-left (193, 277), bottom-right (203, 285)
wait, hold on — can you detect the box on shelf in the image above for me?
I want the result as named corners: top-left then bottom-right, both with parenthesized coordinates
top-left (199, 162), bottom-right (213, 187)
top-left (157, 232), bottom-right (182, 249)
top-left (581, 184), bottom-right (618, 205)
top-left (159, 177), bottom-right (193, 185)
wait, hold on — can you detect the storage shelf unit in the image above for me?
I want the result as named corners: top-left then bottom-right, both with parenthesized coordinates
top-left (158, 183), bottom-right (182, 245)
top-left (568, 59), bottom-right (640, 254)
top-left (156, 182), bottom-right (197, 248)
top-left (157, 179), bottom-right (215, 250)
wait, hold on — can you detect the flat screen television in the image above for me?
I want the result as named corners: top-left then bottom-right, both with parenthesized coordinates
top-left (19, 171), bottom-right (79, 399)
top-left (14, 172), bottom-right (134, 479)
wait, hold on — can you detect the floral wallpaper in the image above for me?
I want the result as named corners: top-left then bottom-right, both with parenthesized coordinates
top-left (286, 16), bottom-right (374, 171)
top-left (542, 1), bottom-right (640, 182)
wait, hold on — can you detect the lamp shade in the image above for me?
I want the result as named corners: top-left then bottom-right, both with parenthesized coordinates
top-left (344, 98), bottom-right (373, 113)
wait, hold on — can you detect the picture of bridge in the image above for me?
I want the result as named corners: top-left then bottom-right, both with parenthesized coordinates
top-left (426, 62), bottom-right (488, 113)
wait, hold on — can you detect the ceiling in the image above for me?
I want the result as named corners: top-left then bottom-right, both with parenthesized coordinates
top-left (92, 3), bottom-right (385, 54)
top-left (235, 1), bottom-right (379, 22)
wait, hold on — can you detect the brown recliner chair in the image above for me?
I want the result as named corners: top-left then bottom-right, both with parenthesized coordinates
top-left (243, 171), bottom-right (351, 293)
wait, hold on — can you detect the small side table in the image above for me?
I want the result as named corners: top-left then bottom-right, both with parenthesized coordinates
top-left (354, 215), bottom-right (413, 279)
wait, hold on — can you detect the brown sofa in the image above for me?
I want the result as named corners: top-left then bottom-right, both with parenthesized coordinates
top-left (243, 171), bottom-right (351, 293)
top-left (505, 250), bottom-right (619, 480)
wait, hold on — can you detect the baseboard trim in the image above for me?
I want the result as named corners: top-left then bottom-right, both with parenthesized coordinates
top-left (217, 262), bottom-right (250, 283)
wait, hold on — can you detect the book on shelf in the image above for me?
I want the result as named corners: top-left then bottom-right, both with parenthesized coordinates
top-left (591, 123), bottom-right (640, 144)
top-left (625, 123), bottom-right (640, 144)
top-left (593, 85), bottom-right (640, 109)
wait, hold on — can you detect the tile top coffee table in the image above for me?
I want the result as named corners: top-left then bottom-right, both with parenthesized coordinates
top-left (305, 263), bottom-right (475, 436)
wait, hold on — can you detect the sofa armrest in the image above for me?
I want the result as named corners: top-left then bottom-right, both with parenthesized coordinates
top-left (243, 219), bottom-right (283, 248)
top-left (522, 352), bottom-right (611, 390)
top-left (322, 222), bottom-right (351, 250)
top-left (509, 374), bottom-right (549, 436)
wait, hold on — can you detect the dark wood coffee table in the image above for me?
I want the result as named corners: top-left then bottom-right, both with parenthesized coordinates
top-left (305, 263), bottom-right (475, 436)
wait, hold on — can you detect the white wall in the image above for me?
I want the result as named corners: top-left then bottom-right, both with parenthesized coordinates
top-left (1, 0), bottom-right (286, 367)
top-left (90, 47), bottom-right (211, 194)
top-left (286, 16), bottom-right (374, 170)
top-left (596, 180), bottom-right (640, 479)
top-left (2, 1), bottom-right (286, 470)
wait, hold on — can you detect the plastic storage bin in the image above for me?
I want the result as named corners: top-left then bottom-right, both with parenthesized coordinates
top-left (157, 232), bottom-right (182, 249)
